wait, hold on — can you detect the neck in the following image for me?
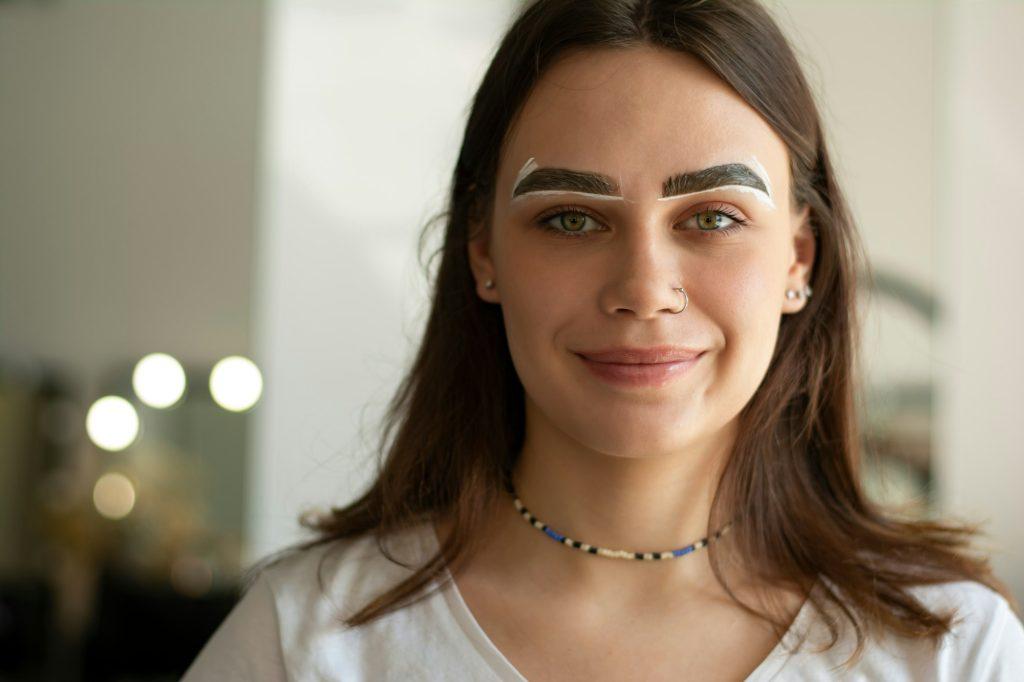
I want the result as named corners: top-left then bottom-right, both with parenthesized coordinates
top-left (463, 400), bottom-right (744, 604)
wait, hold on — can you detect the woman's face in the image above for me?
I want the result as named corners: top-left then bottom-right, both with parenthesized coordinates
top-left (468, 46), bottom-right (815, 460)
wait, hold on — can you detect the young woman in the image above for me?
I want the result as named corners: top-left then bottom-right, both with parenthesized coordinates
top-left (184, 0), bottom-right (1024, 679)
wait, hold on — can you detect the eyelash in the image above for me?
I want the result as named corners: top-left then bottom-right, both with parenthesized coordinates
top-left (534, 202), bottom-right (749, 240)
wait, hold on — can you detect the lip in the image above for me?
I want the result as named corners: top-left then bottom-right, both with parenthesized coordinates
top-left (573, 346), bottom-right (706, 388)
top-left (574, 345), bottom-right (705, 364)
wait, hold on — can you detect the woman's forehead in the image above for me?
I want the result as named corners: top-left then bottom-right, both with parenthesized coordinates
top-left (500, 46), bottom-right (790, 203)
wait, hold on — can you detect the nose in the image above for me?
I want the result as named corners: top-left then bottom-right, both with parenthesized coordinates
top-left (598, 225), bottom-right (688, 319)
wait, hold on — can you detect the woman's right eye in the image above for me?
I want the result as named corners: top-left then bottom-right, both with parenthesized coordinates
top-left (535, 208), bottom-right (602, 238)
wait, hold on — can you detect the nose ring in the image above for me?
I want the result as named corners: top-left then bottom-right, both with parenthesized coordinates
top-left (670, 287), bottom-right (688, 314)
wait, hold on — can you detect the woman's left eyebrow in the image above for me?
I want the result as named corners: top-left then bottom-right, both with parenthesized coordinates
top-left (510, 158), bottom-right (773, 208)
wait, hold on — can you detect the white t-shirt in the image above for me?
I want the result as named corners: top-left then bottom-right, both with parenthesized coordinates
top-left (182, 521), bottom-right (1024, 680)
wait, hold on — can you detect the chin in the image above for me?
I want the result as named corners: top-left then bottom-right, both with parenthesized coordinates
top-left (571, 421), bottom-right (704, 458)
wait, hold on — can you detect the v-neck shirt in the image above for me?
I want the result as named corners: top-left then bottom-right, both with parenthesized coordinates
top-left (183, 521), bottom-right (1024, 680)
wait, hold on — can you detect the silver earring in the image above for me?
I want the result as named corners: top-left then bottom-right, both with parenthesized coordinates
top-left (785, 284), bottom-right (813, 300)
top-left (670, 287), bottom-right (688, 314)
top-left (484, 279), bottom-right (494, 289)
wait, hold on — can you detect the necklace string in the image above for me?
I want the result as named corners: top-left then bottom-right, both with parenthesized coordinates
top-left (507, 479), bottom-right (735, 561)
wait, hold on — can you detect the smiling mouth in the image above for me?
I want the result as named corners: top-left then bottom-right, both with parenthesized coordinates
top-left (574, 351), bottom-right (706, 388)
top-left (572, 345), bottom-right (706, 364)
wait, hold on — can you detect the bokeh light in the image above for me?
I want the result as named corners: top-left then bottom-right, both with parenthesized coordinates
top-left (209, 355), bottom-right (263, 412)
top-left (92, 472), bottom-right (136, 520)
top-left (132, 352), bottom-right (187, 408)
top-left (85, 396), bottom-right (140, 451)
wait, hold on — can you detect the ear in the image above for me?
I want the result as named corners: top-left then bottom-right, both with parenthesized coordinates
top-left (784, 203), bottom-right (816, 314)
top-left (467, 218), bottom-right (500, 303)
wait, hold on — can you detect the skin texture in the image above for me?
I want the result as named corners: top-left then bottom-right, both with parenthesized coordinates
top-left (456, 45), bottom-right (817, 680)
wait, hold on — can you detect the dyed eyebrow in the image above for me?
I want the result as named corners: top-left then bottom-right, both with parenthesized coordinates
top-left (662, 163), bottom-right (768, 198)
top-left (511, 167), bottom-right (620, 198)
top-left (510, 162), bottom-right (769, 200)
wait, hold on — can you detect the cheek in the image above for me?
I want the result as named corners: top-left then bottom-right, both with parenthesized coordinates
top-left (705, 254), bottom-right (780, 323)
top-left (699, 250), bottom-right (785, 400)
top-left (497, 248), bottom-right (579, 361)
top-left (492, 237), bottom-right (591, 420)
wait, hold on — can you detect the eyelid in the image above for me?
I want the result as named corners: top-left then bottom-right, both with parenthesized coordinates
top-left (691, 201), bottom-right (750, 225)
top-left (534, 201), bottom-right (750, 228)
top-left (532, 205), bottom-right (607, 239)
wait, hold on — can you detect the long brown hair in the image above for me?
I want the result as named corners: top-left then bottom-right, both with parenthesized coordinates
top-left (247, 0), bottom-right (1017, 669)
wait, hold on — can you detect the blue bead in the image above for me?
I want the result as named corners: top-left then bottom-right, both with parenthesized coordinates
top-left (673, 546), bottom-right (694, 556)
top-left (544, 528), bottom-right (565, 541)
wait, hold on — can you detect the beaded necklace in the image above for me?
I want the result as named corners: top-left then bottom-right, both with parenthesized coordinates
top-left (508, 479), bottom-right (735, 561)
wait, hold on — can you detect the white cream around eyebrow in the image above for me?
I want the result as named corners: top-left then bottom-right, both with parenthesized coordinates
top-left (656, 184), bottom-right (776, 210)
top-left (745, 155), bottom-right (774, 201)
top-left (509, 185), bottom-right (775, 209)
top-left (508, 155), bottom-right (777, 210)
top-left (657, 155), bottom-right (775, 208)
top-left (510, 189), bottom-right (626, 202)
top-left (512, 157), bottom-right (539, 201)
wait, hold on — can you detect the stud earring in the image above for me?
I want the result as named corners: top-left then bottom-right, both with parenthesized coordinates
top-left (484, 279), bottom-right (494, 289)
top-left (785, 284), bottom-right (813, 300)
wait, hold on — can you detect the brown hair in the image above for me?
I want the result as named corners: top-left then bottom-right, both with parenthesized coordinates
top-left (247, 0), bottom-right (1018, 670)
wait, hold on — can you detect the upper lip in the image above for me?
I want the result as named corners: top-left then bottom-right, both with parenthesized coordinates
top-left (574, 345), bottom-right (705, 364)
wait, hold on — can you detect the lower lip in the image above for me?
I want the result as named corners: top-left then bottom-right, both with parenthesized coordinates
top-left (576, 352), bottom-right (705, 388)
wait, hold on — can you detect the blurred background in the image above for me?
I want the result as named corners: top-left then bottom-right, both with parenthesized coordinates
top-left (0, 0), bottom-right (1021, 679)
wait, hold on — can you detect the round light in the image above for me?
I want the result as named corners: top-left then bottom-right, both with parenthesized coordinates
top-left (85, 396), bottom-right (140, 451)
top-left (93, 472), bottom-right (136, 520)
top-left (209, 356), bottom-right (263, 412)
top-left (132, 352), bottom-right (187, 408)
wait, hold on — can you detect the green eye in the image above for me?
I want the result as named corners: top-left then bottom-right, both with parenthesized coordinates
top-left (535, 207), bottom-right (600, 238)
top-left (558, 212), bottom-right (588, 232)
top-left (687, 206), bottom-right (748, 238)
top-left (534, 203), bottom-right (748, 240)
top-left (696, 210), bottom-right (726, 231)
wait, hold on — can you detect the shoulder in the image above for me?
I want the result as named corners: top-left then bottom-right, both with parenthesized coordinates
top-left (784, 577), bottom-right (1024, 681)
top-left (258, 523), bottom-right (434, 625)
top-left (868, 580), bottom-right (1024, 679)
top-left (907, 580), bottom-right (1024, 670)
top-left (905, 579), bottom-right (1015, 622)
top-left (181, 560), bottom-right (289, 680)
top-left (183, 522), bottom-right (438, 681)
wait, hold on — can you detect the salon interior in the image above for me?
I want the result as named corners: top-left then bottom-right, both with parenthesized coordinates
top-left (0, 0), bottom-right (1021, 679)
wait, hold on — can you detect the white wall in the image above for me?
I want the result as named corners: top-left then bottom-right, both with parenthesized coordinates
top-left (249, 0), bottom-right (518, 563)
top-left (934, 0), bottom-right (1024, 601)
top-left (771, 0), bottom-right (938, 392)
top-left (776, 0), bottom-right (1022, 601)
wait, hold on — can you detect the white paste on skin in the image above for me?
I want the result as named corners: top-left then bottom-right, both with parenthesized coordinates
top-left (511, 157), bottom-right (539, 200)
top-left (510, 189), bottom-right (626, 202)
top-left (656, 184), bottom-right (776, 210)
top-left (508, 155), bottom-right (776, 210)
top-left (745, 155), bottom-right (774, 202)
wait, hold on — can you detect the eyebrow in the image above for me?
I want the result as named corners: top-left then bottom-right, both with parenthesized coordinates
top-left (663, 163), bottom-right (768, 198)
top-left (510, 162), bottom-right (770, 201)
top-left (512, 167), bottom-right (619, 198)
